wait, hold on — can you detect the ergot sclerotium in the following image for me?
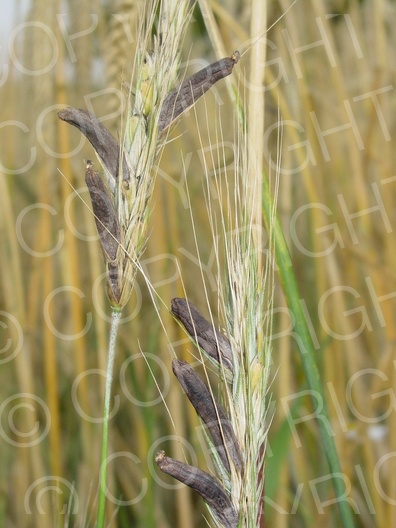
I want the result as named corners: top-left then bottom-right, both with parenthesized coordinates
top-left (155, 450), bottom-right (238, 528)
top-left (158, 51), bottom-right (240, 132)
top-left (85, 160), bottom-right (121, 264)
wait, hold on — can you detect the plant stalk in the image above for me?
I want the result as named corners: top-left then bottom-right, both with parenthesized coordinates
top-left (97, 309), bottom-right (122, 528)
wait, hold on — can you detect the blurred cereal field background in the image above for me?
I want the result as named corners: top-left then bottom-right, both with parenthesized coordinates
top-left (0, 0), bottom-right (395, 527)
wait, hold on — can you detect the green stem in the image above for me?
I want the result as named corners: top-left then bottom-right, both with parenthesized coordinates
top-left (261, 177), bottom-right (355, 528)
top-left (97, 309), bottom-right (122, 528)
